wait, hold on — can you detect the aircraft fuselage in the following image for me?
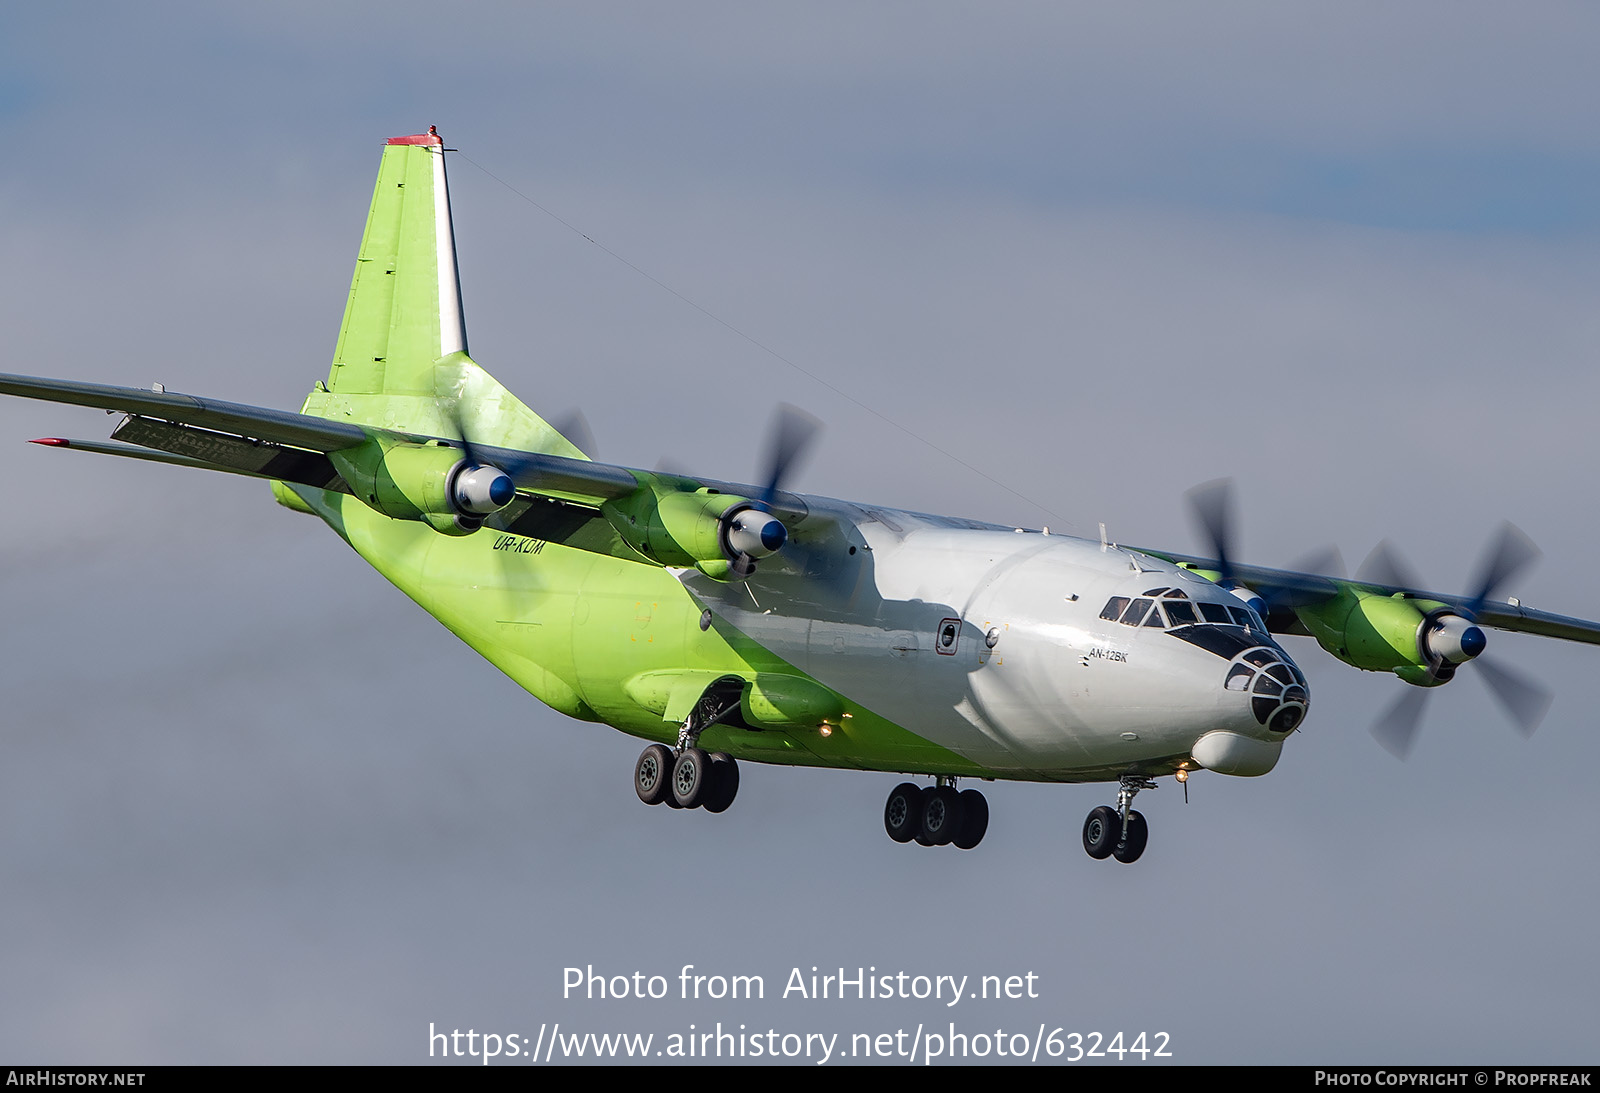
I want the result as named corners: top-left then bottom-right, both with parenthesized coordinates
top-left (318, 487), bottom-right (1306, 785)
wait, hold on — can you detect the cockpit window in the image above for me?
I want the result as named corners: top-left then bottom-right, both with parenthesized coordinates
top-left (1101, 592), bottom-right (1273, 638)
top-left (1121, 598), bottom-right (1154, 626)
top-left (1165, 601), bottom-right (1198, 626)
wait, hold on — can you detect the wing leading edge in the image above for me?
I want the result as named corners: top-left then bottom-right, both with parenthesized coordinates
top-left (1147, 548), bottom-right (1600, 647)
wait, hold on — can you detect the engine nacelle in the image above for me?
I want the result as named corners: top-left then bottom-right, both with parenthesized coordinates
top-left (330, 438), bottom-right (516, 535)
top-left (1296, 592), bottom-right (1485, 685)
top-left (602, 486), bottom-right (786, 580)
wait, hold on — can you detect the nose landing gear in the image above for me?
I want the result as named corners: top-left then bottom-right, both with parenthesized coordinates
top-left (883, 778), bottom-right (989, 849)
top-left (1082, 775), bottom-right (1156, 864)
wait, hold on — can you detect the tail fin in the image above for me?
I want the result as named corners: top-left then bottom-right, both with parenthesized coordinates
top-left (304, 128), bottom-right (586, 459)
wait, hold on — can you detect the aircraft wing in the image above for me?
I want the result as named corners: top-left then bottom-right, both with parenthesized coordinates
top-left (3, 371), bottom-right (810, 555)
top-left (1145, 548), bottom-right (1600, 646)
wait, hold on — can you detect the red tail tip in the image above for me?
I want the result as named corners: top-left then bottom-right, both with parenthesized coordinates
top-left (387, 129), bottom-right (443, 147)
top-left (30, 437), bottom-right (69, 446)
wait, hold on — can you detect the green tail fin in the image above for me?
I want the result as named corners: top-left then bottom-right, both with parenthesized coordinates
top-left (303, 129), bottom-right (586, 458)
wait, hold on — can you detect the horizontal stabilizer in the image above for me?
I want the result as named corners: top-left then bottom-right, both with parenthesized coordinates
top-left (30, 435), bottom-right (349, 493)
top-left (0, 372), bottom-right (368, 453)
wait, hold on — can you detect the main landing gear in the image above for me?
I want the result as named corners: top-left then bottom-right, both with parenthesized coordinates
top-left (1082, 775), bottom-right (1155, 864)
top-left (633, 686), bottom-right (741, 813)
top-left (883, 779), bottom-right (989, 850)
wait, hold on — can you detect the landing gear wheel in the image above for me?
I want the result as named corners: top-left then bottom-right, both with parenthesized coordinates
top-left (634, 744), bottom-right (674, 806)
top-left (1112, 810), bottom-right (1148, 864)
top-left (883, 782), bottom-right (924, 843)
top-left (1082, 805), bottom-right (1120, 859)
top-left (702, 753), bottom-right (740, 814)
top-left (920, 786), bottom-right (965, 846)
top-left (953, 789), bottom-right (989, 850)
top-left (672, 747), bottom-right (712, 809)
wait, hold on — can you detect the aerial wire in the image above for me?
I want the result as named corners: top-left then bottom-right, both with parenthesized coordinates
top-left (452, 149), bottom-right (1067, 527)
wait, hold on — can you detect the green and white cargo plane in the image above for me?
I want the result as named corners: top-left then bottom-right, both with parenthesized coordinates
top-left (6, 130), bottom-right (1598, 864)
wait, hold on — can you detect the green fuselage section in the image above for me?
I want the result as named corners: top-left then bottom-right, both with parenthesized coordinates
top-left (287, 482), bottom-right (989, 779)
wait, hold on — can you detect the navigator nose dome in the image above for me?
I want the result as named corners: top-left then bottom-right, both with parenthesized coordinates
top-left (1223, 647), bottom-right (1309, 734)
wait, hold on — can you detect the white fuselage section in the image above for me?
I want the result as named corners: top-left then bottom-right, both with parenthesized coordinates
top-left (687, 502), bottom-right (1306, 782)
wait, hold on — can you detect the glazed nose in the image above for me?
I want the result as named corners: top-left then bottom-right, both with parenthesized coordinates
top-left (1223, 653), bottom-right (1309, 735)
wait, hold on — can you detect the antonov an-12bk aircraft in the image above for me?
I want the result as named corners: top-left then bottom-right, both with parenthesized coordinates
top-left (6, 130), bottom-right (1598, 863)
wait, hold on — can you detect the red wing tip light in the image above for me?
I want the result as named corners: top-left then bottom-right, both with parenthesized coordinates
top-left (30, 438), bottom-right (69, 446)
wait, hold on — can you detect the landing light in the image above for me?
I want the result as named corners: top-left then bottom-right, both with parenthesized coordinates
top-left (818, 724), bottom-right (833, 737)
top-left (1175, 769), bottom-right (1189, 784)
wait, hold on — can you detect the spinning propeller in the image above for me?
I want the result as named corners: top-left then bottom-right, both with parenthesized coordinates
top-left (1186, 478), bottom-right (1270, 616)
top-left (1359, 527), bottom-right (1552, 759)
top-left (725, 403), bottom-right (820, 577)
top-left (443, 403), bottom-right (517, 529)
top-left (1186, 480), bottom-right (1552, 760)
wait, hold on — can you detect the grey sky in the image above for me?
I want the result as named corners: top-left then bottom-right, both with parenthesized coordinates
top-left (2, 3), bottom-right (1597, 1064)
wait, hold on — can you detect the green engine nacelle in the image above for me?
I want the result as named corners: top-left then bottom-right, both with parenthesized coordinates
top-left (1296, 591), bottom-right (1456, 686)
top-left (603, 486), bottom-right (767, 579)
top-left (330, 437), bottom-right (481, 536)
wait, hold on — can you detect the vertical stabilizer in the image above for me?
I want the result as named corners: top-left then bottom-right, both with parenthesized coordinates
top-left (307, 129), bottom-right (586, 458)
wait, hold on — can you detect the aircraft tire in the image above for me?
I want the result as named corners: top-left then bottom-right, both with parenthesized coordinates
top-left (1082, 805), bottom-right (1120, 859)
top-left (671, 747), bottom-right (713, 809)
top-left (1112, 810), bottom-right (1148, 864)
top-left (634, 744), bottom-right (675, 806)
top-left (702, 753), bottom-right (740, 814)
top-left (920, 786), bottom-right (965, 846)
top-left (883, 783), bottom-right (924, 843)
top-left (953, 789), bottom-right (989, 850)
